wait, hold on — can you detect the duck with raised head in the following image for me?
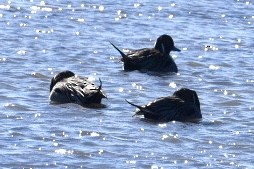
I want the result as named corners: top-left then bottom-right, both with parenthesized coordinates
top-left (127, 88), bottom-right (202, 122)
top-left (110, 34), bottom-right (180, 72)
top-left (49, 71), bottom-right (106, 107)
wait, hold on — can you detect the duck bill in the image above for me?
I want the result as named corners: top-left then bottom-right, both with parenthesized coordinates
top-left (173, 46), bottom-right (181, 52)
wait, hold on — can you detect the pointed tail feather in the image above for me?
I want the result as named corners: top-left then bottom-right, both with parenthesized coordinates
top-left (126, 99), bottom-right (143, 109)
top-left (98, 78), bottom-right (102, 91)
top-left (109, 42), bottom-right (127, 59)
top-left (97, 78), bottom-right (106, 98)
top-left (126, 99), bottom-right (154, 116)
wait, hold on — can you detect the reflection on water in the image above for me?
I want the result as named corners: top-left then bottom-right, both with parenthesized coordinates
top-left (0, 0), bottom-right (253, 168)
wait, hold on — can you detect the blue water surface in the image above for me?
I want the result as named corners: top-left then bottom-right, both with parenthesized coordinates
top-left (0, 0), bottom-right (253, 168)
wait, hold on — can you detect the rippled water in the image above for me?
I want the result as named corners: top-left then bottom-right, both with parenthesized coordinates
top-left (0, 0), bottom-right (254, 168)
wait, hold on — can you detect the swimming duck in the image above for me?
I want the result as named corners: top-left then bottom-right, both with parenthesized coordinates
top-left (127, 88), bottom-right (202, 122)
top-left (110, 34), bottom-right (180, 72)
top-left (49, 71), bottom-right (106, 107)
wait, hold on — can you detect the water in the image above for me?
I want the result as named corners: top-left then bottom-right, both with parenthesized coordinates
top-left (0, 0), bottom-right (253, 168)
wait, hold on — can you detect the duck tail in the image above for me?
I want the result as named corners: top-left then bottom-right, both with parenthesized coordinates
top-left (126, 99), bottom-right (143, 109)
top-left (97, 78), bottom-right (106, 98)
top-left (98, 78), bottom-right (102, 91)
top-left (126, 99), bottom-right (153, 116)
top-left (109, 42), bottom-right (127, 59)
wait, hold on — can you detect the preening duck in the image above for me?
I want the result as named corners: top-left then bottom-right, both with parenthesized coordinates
top-left (110, 34), bottom-right (180, 72)
top-left (127, 88), bottom-right (202, 122)
top-left (49, 71), bottom-right (106, 107)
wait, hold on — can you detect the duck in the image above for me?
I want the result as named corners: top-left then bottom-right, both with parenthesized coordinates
top-left (126, 88), bottom-right (202, 122)
top-left (110, 34), bottom-right (180, 72)
top-left (49, 71), bottom-right (106, 107)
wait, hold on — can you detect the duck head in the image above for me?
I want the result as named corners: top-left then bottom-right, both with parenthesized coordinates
top-left (173, 88), bottom-right (202, 121)
top-left (50, 70), bottom-right (75, 92)
top-left (173, 88), bottom-right (200, 110)
top-left (154, 34), bottom-right (180, 55)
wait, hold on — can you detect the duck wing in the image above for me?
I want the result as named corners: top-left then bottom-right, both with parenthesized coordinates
top-left (50, 77), bottom-right (105, 105)
top-left (128, 96), bottom-right (183, 122)
top-left (143, 97), bottom-right (201, 122)
top-left (170, 102), bottom-right (202, 122)
top-left (123, 48), bottom-right (177, 72)
top-left (122, 48), bottom-right (162, 70)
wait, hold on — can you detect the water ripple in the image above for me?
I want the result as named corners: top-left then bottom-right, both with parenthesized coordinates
top-left (0, 0), bottom-right (253, 168)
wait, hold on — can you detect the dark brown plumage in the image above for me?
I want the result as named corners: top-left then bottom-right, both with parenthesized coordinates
top-left (49, 71), bottom-right (106, 107)
top-left (127, 88), bottom-right (202, 122)
top-left (110, 34), bottom-right (180, 72)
